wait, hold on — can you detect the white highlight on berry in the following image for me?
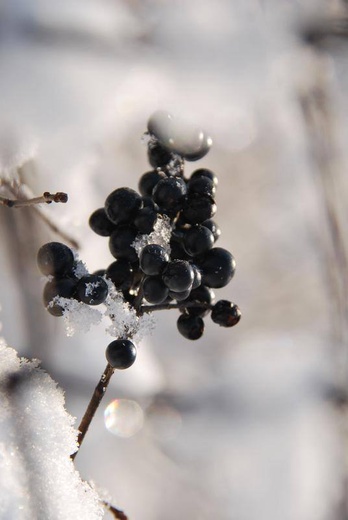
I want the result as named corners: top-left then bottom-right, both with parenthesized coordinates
top-left (104, 399), bottom-right (144, 438)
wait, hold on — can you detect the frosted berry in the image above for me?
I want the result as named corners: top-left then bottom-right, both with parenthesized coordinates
top-left (106, 339), bottom-right (137, 369)
top-left (43, 277), bottom-right (77, 316)
top-left (37, 242), bottom-right (74, 277)
top-left (75, 275), bottom-right (108, 305)
top-left (211, 300), bottom-right (241, 327)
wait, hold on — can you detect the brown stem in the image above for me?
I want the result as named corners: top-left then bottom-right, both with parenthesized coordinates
top-left (0, 191), bottom-right (68, 207)
top-left (71, 363), bottom-right (115, 461)
top-left (140, 302), bottom-right (211, 314)
top-left (102, 500), bottom-right (128, 520)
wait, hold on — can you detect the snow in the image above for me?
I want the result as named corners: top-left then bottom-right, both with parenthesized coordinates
top-left (0, 342), bottom-right (104, 519)
top-left (132, 215), bottom-right (172, 256)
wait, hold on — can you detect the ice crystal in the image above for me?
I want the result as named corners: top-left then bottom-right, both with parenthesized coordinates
top-left (52, 298), bottom-right (102, 337)
top-left (132, 215), bottom-right (172, 256)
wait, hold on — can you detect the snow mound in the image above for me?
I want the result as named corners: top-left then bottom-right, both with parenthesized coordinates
top-left (0, 343), bottom-right (104, 519)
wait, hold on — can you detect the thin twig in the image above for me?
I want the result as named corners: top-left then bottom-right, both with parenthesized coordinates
top-left (71, 363), bottom-right (115, 461)
top-left (0, 191), bottom-right (68, 208)
top-left (102, 500), bottom-right (128, 520)
top-left (140, 301), bottom-right (212, 314)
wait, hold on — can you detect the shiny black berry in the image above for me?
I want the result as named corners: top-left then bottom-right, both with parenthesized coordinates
top-left (152, 177), bottom-right (187, 214)
top-left (139, 244), bottom-right (169, 276)
top-left (177, 314), bottom-right (204, 340)
top-left (183, 285), bottom-right (215, 317)
top-left (211, 300), bottom-right (241, 327)
top-left (162, 260), bottom-right (194, 292)
top-left (143, 276), bottom-right (169, 304)
top-left (106, 339), bottom-right (137, 369)
top-left (37, 242), bottom-right (75, 277)
top-left (138, 170), bottom-right (166, 197)
top-left (106, 260), bottom-right (134, 291)
top-left (89, 208), bottom-right (115, 237)
top-left (197, 248), bottom-right (236, 288)
top-left (183, 225), bottom-right (214, 256)
top-left (190, 168), bottom-right (218, 187)
top-left (105, 188), bottom-right (142, 225)
top-left (109, 225), bottom-right (138, 262)
top-left (187, 175), bottom-right (216, 198)
top-left (182, 194), bottom-right (217, 224)
top-left (202, 219), bottom-right (221, 242)
top-left (75, 275), bottom-right (108, 305)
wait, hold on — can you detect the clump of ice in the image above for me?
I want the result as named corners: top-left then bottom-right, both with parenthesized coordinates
top-left (50, 298), bottom-right (102, 337)
top-left (72, 256), bottom-right (89, 279)
top-left (0, 342), bottom-right (104, 519)
top-left (103, 279), bottom-right (155, 341)
top-left (132, 215), bottom-right (172, 256)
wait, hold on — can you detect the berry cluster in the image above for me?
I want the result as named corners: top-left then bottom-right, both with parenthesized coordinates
top-left (38, 112), bottom-right (241, 370)
top-left (37, 242), bottom-right (109, 316)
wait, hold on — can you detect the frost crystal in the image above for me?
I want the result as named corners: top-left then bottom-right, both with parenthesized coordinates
top-left (0, 342), bottom-right (104, 519)
top-left (52, 298), bottom-right (102, 337)
top-left (72, 257), bottom-right (89, 279)
top-left (132, 215), bottom-right (172, 256)
top-left (103, 279), bottom-right (155, 340)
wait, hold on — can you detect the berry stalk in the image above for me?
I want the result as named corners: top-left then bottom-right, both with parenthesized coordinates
top-left (71, 362), bottom-right (115, 461)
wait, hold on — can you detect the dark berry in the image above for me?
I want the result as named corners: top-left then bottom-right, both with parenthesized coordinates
top-left (134, 207), bottom-right (158, 234)
top-left (169, 238), bottom-right (189, 261)
top-left (162, 260), bottom-right (194, 292)
top-left (106, 260), bottom-right (134, 291)
top-left (152, 177), bottom-right (187, 213)
top-left (109, 225), bottom-right (138, 262)
top-left (93, 269), bottom-right (106, 276)
top-left (106, 339), bottom-right (137, 369)
top-left (190, 168), bottom-right (218, 187)
top-left (197, 248), bottom-right (236, 288)
top-left (143, 276), bottom-right (169, 304)
top-left (138, 170), bottom-right (166, 197)
top-left (184, 285), bottom-right (215, 317)
top-left (139, 244), bottom-right (169, 276)
top-left (183, 225), bottom-right (214, 256)
top-left (187, 175), bottom-right (216, 198)
top-left (202, 219), bottom-right (221, 242)
top-left (43, 277), bottom-right (77, 316)
top-left (148, 142), bottom-right (175, 169)
top-left (177, 314), bottom-right (204, 340)
top-left (169, 289), bottom-right (191, 301)
top-left (105, 188), bottom-right (142, 225)
top-left (211, 300), bottom-right (241, 327)
top-left (181, 194), bottom-right (217, 224)
top-left (75, 275), bottom-right (108, 305)
top-left (89, 208), bottom-right (115, 237)
top-left (37, 242), bottom-right (75, 277)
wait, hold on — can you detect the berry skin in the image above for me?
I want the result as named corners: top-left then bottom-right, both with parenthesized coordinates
top-left (148, 142), bottom-right (175, 169)
top-left (177, 314), bottom-right (204, 340)
top-left (202, 219), bottom-right (221, 242)
top-left (191, 263), bottom-right (202, 289)
top-left (152, 177), bottom-right (187, 214)
top-left (43, 277), bottom-right (77, 316)
top-left (183, 225), bottom-right (214, 256)
top-left (75, 275), bottom-right (108, 305)
top-left (143, 276), bottom-right (169, 304)
top-left (182, 132), bottom-right (212, 161)
top-left (106, 339), bottom-right (137, 369)
top-left (106, 260), bottom-right (134, 291)
top-left (184, 285), bottom-right (215, 317)
top-left (138, 170), bottom-right (166, 197)
top-left (211, 300), bottom-right (241, 327)
top-left (139, 244), bottom-right (169, 276)
top-left (169, 289), bottom-right (191, 301)
top-left (105, 188), bottom-right (142, 225)
top-left (89, 208), bottom-right (115, 237)
top-left (190, 168), bottom-right (218, 187)
top-left (37, 242), bottom-right (75, 277)
top-left (162, 260), bottom-right (194, 292)
top-left (182, 194), bottom-right (217, 224)
top-left (109, 225), bottom-right (138, 262)
top-left (134, 207), bottom-right (158, 234)
top-left (187, 175), bottom-right (216, 198)
top-left (197, 248), bottom-right (236, 288)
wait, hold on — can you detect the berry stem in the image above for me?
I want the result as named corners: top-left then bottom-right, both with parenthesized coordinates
top-left (0, 191), bottom-right (68, 208)
top-left (71, 363), bottom-right (115, 461)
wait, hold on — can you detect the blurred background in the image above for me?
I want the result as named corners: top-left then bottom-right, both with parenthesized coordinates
top-left (1, 0), bottom-right (348, 518)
